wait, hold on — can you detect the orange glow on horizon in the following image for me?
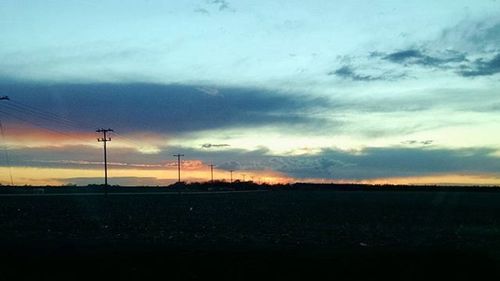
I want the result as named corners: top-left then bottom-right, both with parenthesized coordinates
top-left (357, 174), bottom-right (500, 186)
top-left (2, 165), bottom-right (498, 187)
top-left (0, 166), bottom-right (294, 186)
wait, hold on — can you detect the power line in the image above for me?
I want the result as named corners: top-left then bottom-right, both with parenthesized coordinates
top-left (3, 102), bottom-right (83, 129)
top-left (0, 96), bottom-right (96, 143)
top-left (0, 109), bottom-right (90, 143)
top-left (0, 104), bottom-right (83, 133)
top-left (9, 100), bottom-right (89, 129)
top-left (1, 99), bottom-right (96, 135)
top-left (111, 131), bottom-right (152, 151)
top-left (3, 104), bottom-right (149, 150)
top-left (4, 101), bottom-right (158, 153)
top-left (3, 98), bottom-right (161, 156)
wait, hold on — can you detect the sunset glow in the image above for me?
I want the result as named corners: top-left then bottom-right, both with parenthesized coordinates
top-left (0, 0), bottom-right (499, 186)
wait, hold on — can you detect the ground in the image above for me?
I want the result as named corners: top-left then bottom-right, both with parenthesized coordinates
top-left (0, 187), bottom-right (499, 280)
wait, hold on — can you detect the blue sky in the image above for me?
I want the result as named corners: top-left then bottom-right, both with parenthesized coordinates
top-left (0, 0), bottom-right (499, 185)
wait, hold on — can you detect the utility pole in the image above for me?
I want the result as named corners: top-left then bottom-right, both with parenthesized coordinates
top-left (0, 96), bottom-right (13, 186)
top-left (96, 128), bottom-right (113, 188)
top-left (229, 170), bottom-right (234, 183)
top-left (241, 174), bottom-right (246, 182)
top-left (173, 154), bottom-right (184, 183)
top-left (208, 164), bottom-right (215, 183)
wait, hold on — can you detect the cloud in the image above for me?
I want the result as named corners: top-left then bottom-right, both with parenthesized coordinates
top-left (2, 143), bottom-right (500, 183)
top-left (354, 46), bottom-right (499, 80)
top-left (201, 0), bottom-right (231, 12)
top-left (179, 146), bottom-right (500, 181)
top-left (459, 53), bottom-right (500, 77)
top-left (437, 18), bottom-right (500, 53)
top-left (329, 65), bottom-right (406, 82)
top-left (209, 0), bottom-right (230, 11)
top-left (194, 8), bottom-right (210, 15)
top-left (344, 18), bottom-right (500, 81)
top-left (201, 143), bottom-right (230, 149)
top-left (261, 147), bottom-right (500, 180)
top-left (359, 18), bottom-right (500, 79)
top-left (0, 82), bottom-right (331, 134)
top-left (211, 146), bottom-right (500, 181)
top-left (381, 49), bottom-right (467, 67)
top-left (401, 140), bottom-right (434, 146)
top-left (329, 66), bottom-right (378, 81)
top-left (196, 87), bottom-right (220, 96)
top-left (1, 145), bottom-right (166, 170)
top-left (216, 160), bottom-right (241, 170)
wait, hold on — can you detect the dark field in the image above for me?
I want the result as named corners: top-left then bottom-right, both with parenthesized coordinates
top-left (1, 188), bottom-right (500, 280)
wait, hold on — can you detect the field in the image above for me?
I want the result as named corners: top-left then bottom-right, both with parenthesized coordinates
top-left (1, 187), bottom-right (500, 280)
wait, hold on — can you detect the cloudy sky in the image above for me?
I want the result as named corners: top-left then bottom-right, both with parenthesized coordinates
top-left (0, 0), bottom-right (499, 185)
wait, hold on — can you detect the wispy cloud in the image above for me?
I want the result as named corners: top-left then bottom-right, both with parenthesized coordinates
top-left (381, 49), bottom-right (467, 67)
top-left (437, 18), bottom-right (500, 53)
top-left (201, 143), bottom-right (230, 149)
top-left (401, 140), bottom-right (434, 146)
top-left (329, 65), bottom-right (406, 82)
top-left (209, 0), bottom-right (231, 11)
top-left (329, 66), bottom-right (379, 81)
top-left (194, 8), bottom-right (210, 15)
top-left (459, 53), bottom-right (500, 77)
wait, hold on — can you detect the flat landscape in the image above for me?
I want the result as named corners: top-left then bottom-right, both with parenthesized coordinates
top-left (1, 187), bottom-right (500, 280)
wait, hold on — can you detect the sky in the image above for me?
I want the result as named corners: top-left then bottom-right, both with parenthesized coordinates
top-left (0, 0), bottom-right (499, 186)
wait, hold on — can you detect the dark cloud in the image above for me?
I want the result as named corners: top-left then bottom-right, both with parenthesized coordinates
top-left (195, 146), bottom-right (500, 181)
top-left (401, 140), bottom-right (434, 146)
top-left (329, 66), bottom-right (378, 81)
top-left (207, 0), bottom-right (230, 11)
top-left (384, 49), bottom-right (423, 63)
top-left (382, 49), bottom-right (467, 67)
top-left (459, 53), bottom-right (500, 77)
top-left (169, 146), bottom-right (500, 181)
top-left (4, 144), bottom-right (500, 182)
top-left (0, 82), bottom-right (331, 134)
top-left (369, 19), bottom-right (500, 78)
top-left (365, 46), bottom-right (498, 79)
top-left (329, 65), bottom-right (406, 82)
top-left (216, 160), bottom-right (241, 171)
top-left (201, 143), bottom-right (230, 149)
top-left (260, 147), bottom-right (500, 180)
